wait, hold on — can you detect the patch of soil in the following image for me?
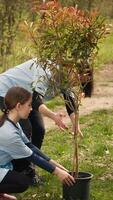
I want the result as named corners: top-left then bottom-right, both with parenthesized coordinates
top-left (43, 63), bottom-right (113, 130)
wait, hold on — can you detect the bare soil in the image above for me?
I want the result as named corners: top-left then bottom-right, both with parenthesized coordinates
top-left (43, 63), bottom-right (113, 130)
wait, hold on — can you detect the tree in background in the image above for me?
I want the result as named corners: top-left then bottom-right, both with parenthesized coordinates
top-left (0, 0), bottom-right (20, 68)
top-left (0, 0), bottom-right (33, 70)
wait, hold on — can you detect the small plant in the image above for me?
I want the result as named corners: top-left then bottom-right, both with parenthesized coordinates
top-left (24, 0), bottom-right (106, 177)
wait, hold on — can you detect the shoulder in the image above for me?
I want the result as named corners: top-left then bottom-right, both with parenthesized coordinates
top-left (0, 120), bottom-right (19, 141)
top-left (13, 58), bottom-right (38, 72)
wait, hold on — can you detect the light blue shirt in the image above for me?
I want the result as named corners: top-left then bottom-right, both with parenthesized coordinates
top-left (0, 120), bottom-right (32, 183)
top-left (0, 58), bottom-right (51, 97)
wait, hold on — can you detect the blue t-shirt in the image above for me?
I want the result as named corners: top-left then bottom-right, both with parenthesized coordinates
top-left (0, 58), bottom-right (51, 97)
top-left (0, 120), bottom-right (32, 183)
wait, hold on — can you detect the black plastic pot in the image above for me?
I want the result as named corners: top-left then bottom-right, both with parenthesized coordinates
top-left (63, 172), bottom-right (93, 200)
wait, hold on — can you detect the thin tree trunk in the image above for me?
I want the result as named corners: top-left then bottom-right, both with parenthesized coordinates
top-left (72, 111), bottom-right (79, 178)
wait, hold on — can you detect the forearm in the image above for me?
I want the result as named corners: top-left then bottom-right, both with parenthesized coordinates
top-left (38, 104), bottom-right (56, 120)
top-left (28, 154), bottom-right (75, 185)
top-left (32, 92), bottom-right (55, 119)
top-left (27, 152), bottom-right (55, 173)
top-left (27, 142), bottom-right (50, 161)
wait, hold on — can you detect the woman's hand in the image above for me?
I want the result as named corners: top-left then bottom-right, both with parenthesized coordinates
top-left (53, 167), bottom-right (75, 186)
top-left (39, 104), bottom-right (68, 130)
top-left (53, 112), bottom-right (68, 130)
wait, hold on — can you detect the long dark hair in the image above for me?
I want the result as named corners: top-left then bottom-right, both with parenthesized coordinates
top-left (0, 86), bottom-right (32, 126)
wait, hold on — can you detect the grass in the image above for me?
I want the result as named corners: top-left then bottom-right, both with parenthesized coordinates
top-left (95, 32), bottom-right (113, 69)
top-left (45, 96), bottom-right (65, 110)
top-left (17, 109), bottom-right (113, 200)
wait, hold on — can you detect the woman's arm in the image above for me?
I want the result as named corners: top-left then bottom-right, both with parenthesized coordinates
top-left (33, 91), bottom-right (67, 130)
top-left (27, 152), bottom-right (55, 173)
top-left (27, 143), bottom-right (70, 173)
top-left (27, 152), bottom-right (75, 185)
top-left (27, 142), bottom-right (50, 161)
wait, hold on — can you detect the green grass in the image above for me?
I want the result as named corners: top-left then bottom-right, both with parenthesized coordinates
top-left (95, 32), bottom-right (113, 68)
top-left (45, 96), bottom-right (65, 110)
top-left (17, 109), bottom-right (113, 200)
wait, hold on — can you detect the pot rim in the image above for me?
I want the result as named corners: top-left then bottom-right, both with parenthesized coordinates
top-left (70, 171), bottom-right (93, 180)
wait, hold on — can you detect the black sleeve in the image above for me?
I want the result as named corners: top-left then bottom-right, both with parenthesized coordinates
top-left (27, 152), bottom-right (55, 173)
top-left (61, 89), bottom-right (77, 116)
top-left (27, 142), bottom-right (50, 161)
top-left (32, 91), bottom-right (44, 110)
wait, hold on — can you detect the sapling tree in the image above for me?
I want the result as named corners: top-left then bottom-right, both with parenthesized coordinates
top-left (24, 0), bottom-right (106, 177)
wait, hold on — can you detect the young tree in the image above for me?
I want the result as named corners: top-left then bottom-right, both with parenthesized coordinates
top-left (24, 0), bottom-right (106, 176)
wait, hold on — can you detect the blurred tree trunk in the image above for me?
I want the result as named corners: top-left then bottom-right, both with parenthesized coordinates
top-left (0, 0), bottom-right (21, 69)
top-left (87, 0), bottom-right (92, 11)
top-left (0, 0), bottom-right (31, 70)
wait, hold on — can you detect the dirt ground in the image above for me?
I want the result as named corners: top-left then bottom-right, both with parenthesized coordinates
top-left (43, 63), bottom-right (113, 130)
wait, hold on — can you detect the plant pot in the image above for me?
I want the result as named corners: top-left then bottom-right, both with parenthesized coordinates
top-left (63, 172), bottom-right (93, 200)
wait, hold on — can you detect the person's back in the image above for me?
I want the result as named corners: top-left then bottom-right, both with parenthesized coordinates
top-left (0, 58), bottom-right (50, 97)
